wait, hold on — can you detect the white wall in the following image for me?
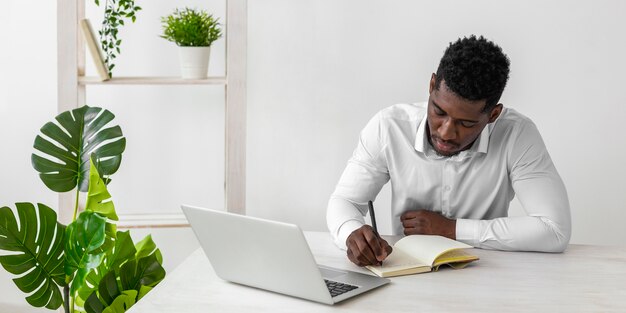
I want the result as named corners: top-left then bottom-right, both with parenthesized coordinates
top-left (1, 1), bottom-right (58, 209)
top-left (1, 1), bottom-right (58, 308)
top-left (247, 0), bottom-right (626, 246)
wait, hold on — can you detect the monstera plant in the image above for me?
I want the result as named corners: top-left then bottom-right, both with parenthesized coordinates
top-left (0, 105), bottom-right (165, 313)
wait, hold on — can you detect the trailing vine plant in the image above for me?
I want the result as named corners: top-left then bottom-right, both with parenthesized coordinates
top-left (94, 0), bottom-right (142, 77)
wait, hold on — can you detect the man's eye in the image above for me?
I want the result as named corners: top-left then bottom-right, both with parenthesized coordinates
top-left (460, 121), bottom-right (477, 128)
top-left (434, 108), bottom-right (445, 116)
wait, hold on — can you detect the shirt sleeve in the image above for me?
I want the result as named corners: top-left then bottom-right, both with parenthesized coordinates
top-left (326, 112), bottom-right (391, 249)
top-left (456, 121), bottom-right (571, 252)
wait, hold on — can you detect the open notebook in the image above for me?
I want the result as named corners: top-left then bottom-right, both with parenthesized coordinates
top-left (366, 235), bottom-right (479, 278)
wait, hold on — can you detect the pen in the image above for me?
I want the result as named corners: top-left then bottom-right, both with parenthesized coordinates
top-left (367, 200), bottom-right (379, 237)
top-left (367, 200), bottom-right (383, 265)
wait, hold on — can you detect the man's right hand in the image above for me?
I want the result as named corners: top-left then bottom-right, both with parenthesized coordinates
top-left (345, 225), bottom-right (392, 266)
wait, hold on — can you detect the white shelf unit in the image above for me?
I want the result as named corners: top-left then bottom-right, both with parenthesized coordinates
top-left (57, 0), bottom-right (247, 226)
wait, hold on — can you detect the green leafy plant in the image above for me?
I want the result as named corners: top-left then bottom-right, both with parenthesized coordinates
top-left (0, 203), bottom-right (65, 309)
top-left (161, 7), bottom-right (222, 47)
top-left (0, 105), bottom-right (165, 313)
top-left (94, 0), bottom-right (142, 77)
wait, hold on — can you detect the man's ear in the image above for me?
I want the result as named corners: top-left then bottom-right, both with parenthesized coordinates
top-left (429, 73), bottom-right (436, 93)
top-left (488, 104), bottom-right (503, 123)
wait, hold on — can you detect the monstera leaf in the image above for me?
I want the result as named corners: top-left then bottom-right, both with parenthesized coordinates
top-left (65, 211), bottom-right (107, 295)
top-left (31, 105), bottom-right (126, 193)
top-left (78, 231), bottom-right (136, 303)
top-left (85, 157), bottom-right (119, 221)
top-left (85, 156), bottom-right (119, 257)
top-left (84, 271), bottom-right (121, 313)
top-left (0, 203), bottom-right (66, 309)
top-left (82, 232), bottom-right (163, 300)
top-left (119, 253), bottom-right (166, 293)
top-left (104, 290), bottom-right (138, 313)
top-left (84, 239), bottom-right (166, 313)
top-left (134, 235), bottom-right (163, 265)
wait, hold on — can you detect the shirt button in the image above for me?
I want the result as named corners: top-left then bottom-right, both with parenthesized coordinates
top-left (444, 185), bottom-right (451, 191)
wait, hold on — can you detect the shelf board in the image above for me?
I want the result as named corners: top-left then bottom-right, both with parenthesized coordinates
top-left (116, 213), bottom-right (190, 229)
top-left (79, 76), bottom-right (227, 85)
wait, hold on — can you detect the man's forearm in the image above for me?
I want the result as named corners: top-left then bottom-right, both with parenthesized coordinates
top-left (327, 197), bottom-right (367, 249)
top-left (456, 215), bottom-right (571, 252)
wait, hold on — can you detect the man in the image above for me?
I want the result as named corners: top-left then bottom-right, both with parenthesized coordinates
top-left (326, 35), bottom-right (571, 267)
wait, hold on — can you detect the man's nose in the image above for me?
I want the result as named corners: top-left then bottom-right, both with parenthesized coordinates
top-left (438, 118), bottom-right (457, 141)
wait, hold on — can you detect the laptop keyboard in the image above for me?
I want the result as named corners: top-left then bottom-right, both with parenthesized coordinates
top-left (324, 279), bottom-right (359, 297)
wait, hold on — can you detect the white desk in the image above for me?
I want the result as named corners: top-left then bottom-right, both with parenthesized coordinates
top-left (128, 232), bottom-right (626, 312)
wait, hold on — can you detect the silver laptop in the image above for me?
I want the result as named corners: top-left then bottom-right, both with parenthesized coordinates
top-left (181, 205), bottom-right (390, 305)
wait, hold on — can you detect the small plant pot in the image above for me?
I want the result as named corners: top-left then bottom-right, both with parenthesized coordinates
top-left (178, 46), bottom-right (211, 79)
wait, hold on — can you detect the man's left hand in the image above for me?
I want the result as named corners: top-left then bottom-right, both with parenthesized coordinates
top-left (400, 210), bottom-right (456, 239)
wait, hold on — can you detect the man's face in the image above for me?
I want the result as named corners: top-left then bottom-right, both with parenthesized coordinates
top-left (426, 74), bottom-right (502, 157)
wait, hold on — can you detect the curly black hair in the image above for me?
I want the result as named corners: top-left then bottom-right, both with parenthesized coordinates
top-left (435, 35), bottom-right (510, 112)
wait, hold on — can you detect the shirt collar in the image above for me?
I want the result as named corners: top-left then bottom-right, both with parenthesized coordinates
top-left (414, 112), bottom-right (491, 158)
top-left (415, 113), bottom-right (429, 153)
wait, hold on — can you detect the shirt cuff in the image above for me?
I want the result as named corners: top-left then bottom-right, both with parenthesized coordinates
top-left (456, 219), bottom-right (481, 247)
top-left (335, 220), bottom-right (365, 250)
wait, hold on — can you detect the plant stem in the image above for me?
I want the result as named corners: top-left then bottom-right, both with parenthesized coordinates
top-left (70, 295), bottom-right (75, 313)
top-left (63, 285), bottom-right (70, 313)
top-left (72, 188), bottom-right (80, 222)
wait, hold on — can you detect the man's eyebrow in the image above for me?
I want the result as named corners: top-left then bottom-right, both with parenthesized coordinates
top-left (432, 101), bottom-right (446, 114)
top-left (432, 100), bottom-right (480, 124)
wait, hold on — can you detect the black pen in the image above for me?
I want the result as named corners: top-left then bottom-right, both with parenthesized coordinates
top-left (367, 200), bottom-right (383, 265)
top-left (367, 200), bottom-right (379, 237)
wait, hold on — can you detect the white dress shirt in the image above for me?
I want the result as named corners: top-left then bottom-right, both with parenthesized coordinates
top-left (327, 102), bottom-right (571, 252)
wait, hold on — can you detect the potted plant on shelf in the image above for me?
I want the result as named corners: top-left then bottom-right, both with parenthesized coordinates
top-left (160, 7), bottom-right (223, 79)
top-left (0, 105), bottom-right (166, 313)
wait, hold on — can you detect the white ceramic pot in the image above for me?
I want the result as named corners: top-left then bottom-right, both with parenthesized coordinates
top-left (178, 46), bottom-right (211, 79)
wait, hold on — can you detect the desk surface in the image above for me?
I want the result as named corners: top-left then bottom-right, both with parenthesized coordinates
top-left (128, 232), bottom-right (626, 312)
